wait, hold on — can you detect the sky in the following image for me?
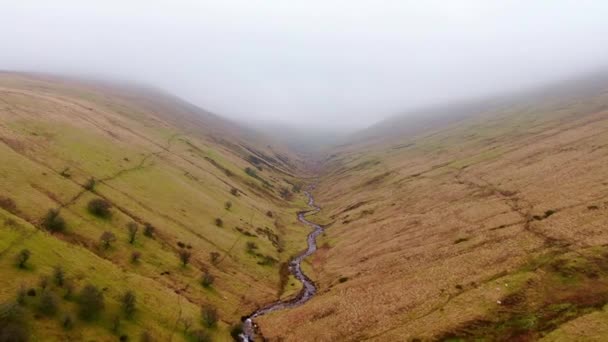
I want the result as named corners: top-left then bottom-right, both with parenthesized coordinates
top-left (1, 1), bottom-right (608, 132)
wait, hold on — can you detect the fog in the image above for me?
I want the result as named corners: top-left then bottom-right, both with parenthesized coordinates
top-left (1, 1), bottom-right (608, 132)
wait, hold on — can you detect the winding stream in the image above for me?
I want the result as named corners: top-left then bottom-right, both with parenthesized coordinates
top-left (240, 189), bottom-right (324, 341)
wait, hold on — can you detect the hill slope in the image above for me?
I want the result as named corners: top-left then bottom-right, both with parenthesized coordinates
top-left (0, 72), bottom-right (310, 341)
top-left (256, 76), bottom-right (608, 341)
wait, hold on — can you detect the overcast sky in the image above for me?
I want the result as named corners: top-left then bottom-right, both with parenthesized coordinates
top-left (1, 1), bottom-right (608, 131)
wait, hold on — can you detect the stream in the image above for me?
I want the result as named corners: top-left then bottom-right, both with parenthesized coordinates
top-left (240, 189), bottom-right (324, 341)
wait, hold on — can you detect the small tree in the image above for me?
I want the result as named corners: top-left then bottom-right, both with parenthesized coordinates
top-left (224, 201), bottom-right (232, 210)
top-left (143, 223), bottom-right (155, 238)
top-left (38, 290), bottom-right (58, 316)
top-left (16, 249), bottom-right (30, 269)
top-left (210, 252), bottom-right (220, 265)
top-left (42, 209), bottom-right (66, 232)
top-left (88, 198), bottom-right (112, 218)
top-left (126, 222), bottom-right (138, 244)
top-left (53, 266), bottom-right (65, 287)
top-left (201, 306), bottom-right (218, 328)
top-left (230, 187), bottom-right (239, 196)
top-left (84, 177), bottom-right (96, 191)
top-left (100, 231), bottom-right (117, 249)
top-left (178, 250), bottom-right (191, 267)
top-left (214, 218), bottom-right (223, 227)
top-left (131, 251), bottom-right (141, 263)
top-left (78, 284), bottom-right (104, 320)
top-left (121, 290), bottom-right (136, 318)
top-left (266, 210), bottom-right (273, 218)
top-left (200, 271), bottom-right (214, 288)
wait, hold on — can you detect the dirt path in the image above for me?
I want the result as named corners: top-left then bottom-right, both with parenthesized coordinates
top-left (240, 188), bottom-right (324, 341)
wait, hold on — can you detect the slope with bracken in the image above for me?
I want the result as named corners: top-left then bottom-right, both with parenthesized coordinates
top-left (256, 75), bottom-right (608, 341)
top-left (0, 72), bottom-right (309, 341)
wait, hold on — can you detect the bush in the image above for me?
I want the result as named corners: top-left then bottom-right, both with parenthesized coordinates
top-left (224, 201), bottom-right (232, 210)
top-left (178, 250), bottom-right (192, 267)
top-left (143, 223), bottom-right (155, 238)
top-left (230, 188), bottom-right (239, 196)
top-left (201, 306), bottom-right (218, 328)
top-left (266, 210), bottom-right (273, 218)
top-left (38, 290), bottom-right (58, 316)
top-left (214, 218), bottom-right (223, 227)
top-left (62, 314), bottom-right (74, 330)
top-left (0, 196), bottom-right (18, 215)
top-left (244, 167), bottom-right (257, 178)
top-left (16, 249), bottom-right (30, 269)
top-left (42, 209), bottom-right (66, 233)
top-left (200, 271), bottom-right (214, 288)
top-left (140, 331), bottom-right (154, 342)
top-left (84, 177), bottom-right (96, 191)
top-left (38, 275), bottom-right (49, 290)
top-left (127, 222), bottom-right (138, 244)
top-left (0, 302), bottom-right (28, 342)
top-left (78, 284), bottom-right (104, 320)
top-left (121, 291), bottom-right (136, 318)
top-left (190, 330), bottom-right (211, 342)
top-left (53, 266), bottom-right (65, 287)
top-left (100, 231), bottom-right (117, 249)
top-left (131, 251), bottom-right (141, 263)
top-left (210, 252), bottom-right (220, 265)
top-left (88, 198), bottom-right (112, 218)
top-left (230, 324), bottom-right (244, 340)
top-left (246, 242), bottom-right (258, 253)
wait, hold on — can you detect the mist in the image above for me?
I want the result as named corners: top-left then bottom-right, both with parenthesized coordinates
top-left (1, 1), bottom-right (608, 133)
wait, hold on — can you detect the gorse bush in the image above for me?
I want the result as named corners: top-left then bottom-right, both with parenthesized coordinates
top-left (143, 223), bottom-right (155, 238)
top-left (88, 198), bottom-right (112, 218)
top-left (78, 284), bottom-right (104, 320)
top-left (16, 249), bottom-right (30, 269)
top-left (84, 177), bottom-right (96, 191)
top-left (100, 231), bottom-right (117, 249)
top-left (179, 250), bottom-right (192, 266)
top-left (42, 209), bottom-right (66, 233)
top-left (201, 271), bottom-right (214, 288)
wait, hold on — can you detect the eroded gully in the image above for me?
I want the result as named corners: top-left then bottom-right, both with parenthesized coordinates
top-left (240, 189), bottom-right (323, 341)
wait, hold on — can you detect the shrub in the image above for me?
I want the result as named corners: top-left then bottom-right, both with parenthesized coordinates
top-left (121, 291), bottom-right (136, 318)
top-left (224, 201), bottom-right (232, 210)
top-left (16, 287), bottom-right (26, 306)
top-left (201, 306), bottom-right (218, 328)
top-left (143, 223), bottom-right (155, 238)
top-left (0, 196), bottom-right (18, 214)
top-left (131, 251), bottom-right (141, 263)
top-left (279, 188), bottom-right (293, 201)
top-left (62, 314), bottom-right (74, 330)
top-left (100, 231), bottom-right (117, 249)
top-left (178, 250), bottom-right (192, 267)
top-left (38, 290), bottom-right (58, 316)
top-left (38, 275), bottom-right (49, 290)
top-left (42, 209), bottom-right (66, 233)
top-left (266, 210), bottom-right (273, 218)
top-left (190, 330), bottom-right (211, 342)
top-left (244, 167), bottom-right (257, 178)
top-left (16, 249), bottom-right (30, 269)
top-left (210, 252), bottom-right (220, 265)
top-left (78, 284), bottom-right (104, 320)
top-left (0, 302), bottom-right (28, 342)
top-left (88, 198), bottom-right (112, 218)
top-left (214, 218), bottom-right (223, 227)
top-left (246, 242), bottom-right (258, 253)
top-left (53, 266), bottom-right (65, 287)
top-left (230, 324), bottom-right (244, 340)
top-left (127, 222), bottom-right (138, 244)
top-left (200, 271), bottom-right (214, 288)
top-left (338, 277), bottom-right (349, 283)
top-left (84, 177), bottom-right (96, 191)
top-left (140, 331), bottom-right (154, 342)
top-left (230, 188), bottom-right (239, 196)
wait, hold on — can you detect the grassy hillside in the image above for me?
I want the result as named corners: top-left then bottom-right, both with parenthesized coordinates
top-left (0, 72), bottom-right (310, 341)
top-left (257, 79), bottom-right (608, 340)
